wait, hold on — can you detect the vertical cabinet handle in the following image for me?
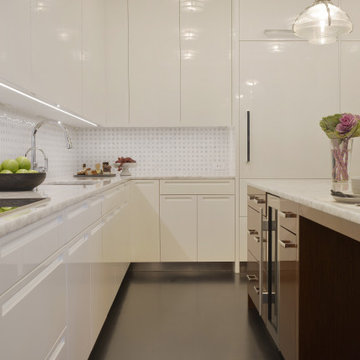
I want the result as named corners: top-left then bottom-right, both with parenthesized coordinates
top-left (247, 110), bottom-right (251, 163)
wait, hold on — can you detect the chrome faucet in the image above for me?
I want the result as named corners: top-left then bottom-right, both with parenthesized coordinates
top-left (25, 120), bottom-right (73, 172)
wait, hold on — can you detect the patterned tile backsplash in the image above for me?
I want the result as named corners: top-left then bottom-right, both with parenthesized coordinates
top-left (0, 109), bottom-right (77, 179)
top-left (0, 108), bottom-right (235, 178)
top-left (76, 127), bottom-right (235, 177)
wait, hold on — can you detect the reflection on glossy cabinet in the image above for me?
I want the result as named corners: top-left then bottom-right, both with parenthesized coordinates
top-left (31, 0), bottom-right (82, 114)
top-left (0, 0), bottom-right (31, 91)
top-left (128, 0), bottom-right (180, 125)
top-left (240, 0), bottom-right (309, 40)
top-left (0, 255), bottom-right (66, 360)
top-left (240, 41), bottom-right (339, 178)
top-left (341, 0), bottom-right (360, 40)
top-left (198, 195), bottom-right (235, 261)
top-left (66, 232), bottom-right (93, 360)
top-left (82, 0), bottom-right (106, 125)
top-left (180, 0), bottom-right (231, 126)
top-left (160, 195), bottom-right (197, 261)
top-left (105, 0), bottom-right (129, 126)
top-left (130, 180), bottom-right (160, 261)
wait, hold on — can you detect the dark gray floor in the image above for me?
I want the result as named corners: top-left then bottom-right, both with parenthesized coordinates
top-left (89, 269), bottom-right (282, 360)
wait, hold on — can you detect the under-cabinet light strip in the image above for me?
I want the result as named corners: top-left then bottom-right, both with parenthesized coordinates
top-left (0, 82), bottom-right (98, 127)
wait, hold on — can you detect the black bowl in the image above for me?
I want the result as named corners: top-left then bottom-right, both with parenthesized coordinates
top-left (0, 172), bottom-right (47, 191)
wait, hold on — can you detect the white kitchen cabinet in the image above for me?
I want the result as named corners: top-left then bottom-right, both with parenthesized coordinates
top-left (31, 0), bottom-right (82, 114)
top-left (239, 41), bottom-right (339, 179)
top-left (66, 225), bottom-right (101, 360)
top-left (0, 0), bottom-right (32, 91)
top-left (160, 195), bottom-right (197, 261)
top-left (340, 0), bottom-right (360, 40)
top-left (130, 180), bottom-right (160, 261)
top-left (239, 0), bottom-right (310, 40)
top-left (198, 195), bottom-right (235, 261)
top-left (46, 332), bottom-right (67, 360)
top-left (82, 0), bottom-right (106, 125)
top-left (0, 213), bottom-right (63, 296)
top-left (105, 0), bottom-right (129, 126)
top-left (128, 0), bottom-right (180, 125)
top-left (180, 0), bottom-right (231, 126)
top-left (0, 254), bottom-right (66, 360)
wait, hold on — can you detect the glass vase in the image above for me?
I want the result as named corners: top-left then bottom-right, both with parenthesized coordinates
top-left (330, 138), bottom-right (353, 183)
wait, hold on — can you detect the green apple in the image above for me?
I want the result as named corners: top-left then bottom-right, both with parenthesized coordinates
top-left (1, 207), bottom-right (13, 212)
top-left (0, 169), bottom-right (12, 174)
top-left (1, 159), bottom-right (19, 173)
top-left (16, 156), bottom-right (31, 170)
top-left (28, 169), bottom-right (38, 173)
top-left (0, 163), bottom-right (2, 171)
top-left (16, 169), bottom-right (28, 174)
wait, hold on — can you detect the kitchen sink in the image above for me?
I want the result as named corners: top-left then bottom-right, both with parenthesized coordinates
top-left (45, 180), bottom-right (100, 186)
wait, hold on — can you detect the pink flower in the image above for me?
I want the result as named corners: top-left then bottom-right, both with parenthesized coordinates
top-left (336, 113), bottom-right (359, 134)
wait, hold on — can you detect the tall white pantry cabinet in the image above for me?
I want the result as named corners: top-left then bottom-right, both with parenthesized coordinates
top-left (238, 0), bottom-right (360, 261)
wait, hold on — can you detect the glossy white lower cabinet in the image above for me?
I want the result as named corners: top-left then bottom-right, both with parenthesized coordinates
top-left (0, 255), bottom-right (66, 360)
top-left (46, 330), bottom-right (67, 360)
top-left (130, 180), bottom-right (160, 261)
top-left (198, 195), bottom-right (235, 261)
top-left (160, 195), bottom-right (197, 261)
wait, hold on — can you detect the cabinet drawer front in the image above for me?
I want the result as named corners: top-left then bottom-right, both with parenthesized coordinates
top-left (0, 256), bottom-right (66, 360)
top-left (0, 214), bottom-right (63, 296)
top-left (247, 224), bottom-right (260, 262)
top-left (247, 205), bottom-right (261, 234)
top-left (64, 197), bottom-right (102, 243)
top-left (247, 251), bottom-right (260, 312)
top-left (45, 330), bottom-right (66, 360)
top-left (103, 184), bottom-right (126, 215)
top-left (160, 179), bottom-right (235, 195)
top-left (279, 199), bottom-right (298, 235)
top-left (279, 226), bottom-right (297, 263)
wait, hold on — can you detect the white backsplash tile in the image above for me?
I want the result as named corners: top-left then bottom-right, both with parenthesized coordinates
top-left (0, 108), bottom-right (77, 179)
top-left (0, 107), bottom-right (235, 178)
top-left (77, 127), bottom-right (236, 177)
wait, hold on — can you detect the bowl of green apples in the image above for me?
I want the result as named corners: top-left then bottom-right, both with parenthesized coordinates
top-left (0, 156), bottom-right (46, 191)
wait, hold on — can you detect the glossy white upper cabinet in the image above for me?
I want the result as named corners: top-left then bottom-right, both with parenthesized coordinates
top-left (0, 0), bottom-right (31, 91)
top-left (82, 0), bottom-right (106, 126)
top-left (31, 0), bottom-right (82, 114)
top-left (180, 0), bottom-right (231, 126)
top-left (340, 0), bottom-right (360, 40)
top-left (239, 0), bottom-right (311, 40)
top-left (129, 0), bottom-right (180, 125)
top-left (105, 0), bottom-right (129, 126)
top-left (240, 41), bottom-right (339, 178)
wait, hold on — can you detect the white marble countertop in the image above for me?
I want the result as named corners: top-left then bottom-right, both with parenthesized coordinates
top-left (247, 179), bottom-right (360, 225)
top-left (0, 175), bottom-right (235, 238)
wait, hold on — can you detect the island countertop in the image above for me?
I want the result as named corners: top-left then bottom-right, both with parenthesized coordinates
top-left (247, 179), bottom-right (360, 227)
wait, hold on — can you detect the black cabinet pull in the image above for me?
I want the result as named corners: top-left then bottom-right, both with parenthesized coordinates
top-left (247, 110), bottom-right (251, 163)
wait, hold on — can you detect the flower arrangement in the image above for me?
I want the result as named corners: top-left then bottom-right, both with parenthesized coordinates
top-left (320, 113), bottom-right (360, 182)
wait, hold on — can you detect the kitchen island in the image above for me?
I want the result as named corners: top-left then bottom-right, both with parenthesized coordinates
top-left (247, 179), bottom-right (360, 360)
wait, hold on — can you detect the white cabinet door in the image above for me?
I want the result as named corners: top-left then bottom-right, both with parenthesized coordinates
top-left (198, 195), bottom-right (235, 261)
top-left (340, 41), bottom-right (360, 176)
top-left (340, 0), bottom-right (360, 40)
top-left (160, 195), bottom-right (197, 261)
top-left (82, 0), bottom-right (106, 125)
top-left (129, 0), bottom-right (180, 125)
top-left (130, 180), bottom-right (160, 261)
top-left (66, 224), bottom-right (104, 360)
top-left (180, 0), bottom-right (231, 126)
top-left (31, 0), bottom-right (82, 114)
top-left (105, 0), bottom-right (129, 126)
top-left (239, 0), bottom-right (310, 40)
top-left (0, 0), bottom-right (31, 91)
top-left (0, 255), bottom-right (66, 360)
top-left (239, 41), bottom-right (339, 178)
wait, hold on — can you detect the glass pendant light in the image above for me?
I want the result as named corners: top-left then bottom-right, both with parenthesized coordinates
top-left (293, 0), bottom-right (353, 45)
